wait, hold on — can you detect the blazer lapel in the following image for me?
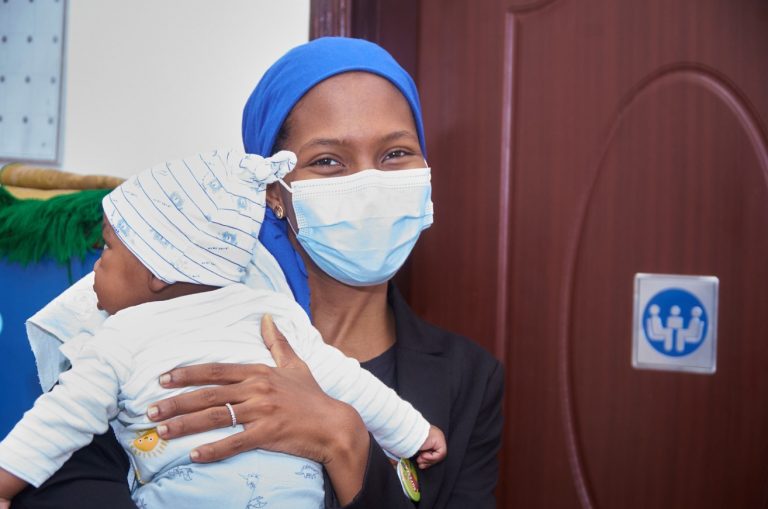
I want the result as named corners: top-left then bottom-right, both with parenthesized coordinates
top-left (391, 285), bottom-right (450, 508)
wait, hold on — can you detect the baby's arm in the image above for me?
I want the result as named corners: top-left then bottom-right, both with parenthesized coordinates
top-left (0, 345), bottom-right (122, 501)
top-left (294, 326), bottom-right (445, 464)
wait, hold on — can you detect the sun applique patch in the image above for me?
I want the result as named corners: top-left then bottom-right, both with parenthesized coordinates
top-left (130, 428), bottom-right (167, 458)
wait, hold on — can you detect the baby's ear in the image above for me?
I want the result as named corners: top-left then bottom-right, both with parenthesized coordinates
top-left (148, 274), bottom-right (170, 294)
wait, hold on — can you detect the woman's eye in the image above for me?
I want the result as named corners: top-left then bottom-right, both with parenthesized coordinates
top-left (384, 149), bottom-right (410, 160)
top-left (309, 157), bottom-right (341, 167)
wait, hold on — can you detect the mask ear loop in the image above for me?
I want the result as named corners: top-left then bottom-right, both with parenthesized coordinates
top-left (277, 178), bottom-right (294, 194)
top-left (276, 178), bottom-right (300, 236)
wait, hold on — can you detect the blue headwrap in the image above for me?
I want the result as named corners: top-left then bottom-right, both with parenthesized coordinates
top-left (247, 37), bottom-right (426, 318)
top-left (243, 37), bottom-right (426, 157)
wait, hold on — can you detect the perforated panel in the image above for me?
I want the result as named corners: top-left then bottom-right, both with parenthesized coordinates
top-left (0, 0), bottom-right (65, 162)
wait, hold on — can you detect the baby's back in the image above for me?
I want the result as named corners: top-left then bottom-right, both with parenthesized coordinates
top-left (93, 285), bottom-right (323, 507)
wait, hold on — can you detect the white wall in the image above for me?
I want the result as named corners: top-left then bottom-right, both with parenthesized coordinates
top-left (61, 1), bottom-right (309, 178)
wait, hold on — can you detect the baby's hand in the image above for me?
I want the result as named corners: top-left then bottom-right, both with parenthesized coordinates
top-left (0, 497), bottom-right (10, 509)
top-left (416, 425), bottom-right (446, 469)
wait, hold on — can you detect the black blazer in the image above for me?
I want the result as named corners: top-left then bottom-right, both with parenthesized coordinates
top-left (344, 286), bottom-right (504, 509)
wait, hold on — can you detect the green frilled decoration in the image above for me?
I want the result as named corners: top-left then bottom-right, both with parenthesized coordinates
top-left (0, 185), bottom-right (108, 267)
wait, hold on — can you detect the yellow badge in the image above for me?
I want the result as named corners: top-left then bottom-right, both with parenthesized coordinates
top-left (396, 458), bottom-right (421, 502)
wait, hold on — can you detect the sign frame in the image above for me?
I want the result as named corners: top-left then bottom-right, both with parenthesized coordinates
top-left (632, 273), bottom-right (719, 375)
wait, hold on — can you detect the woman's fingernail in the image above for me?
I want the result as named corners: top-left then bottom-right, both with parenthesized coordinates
top-left (190, 450), bottom-right (200, 461)
top-left (157, 424), bottom-right (168, 436)
top-left (147, 406), bottom-right (159, 418)
top-left (159, 373), bottom-right (172, 385)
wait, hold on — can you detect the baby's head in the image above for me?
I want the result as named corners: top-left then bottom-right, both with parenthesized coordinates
top-left (93, 149), bottom-right (296, 314)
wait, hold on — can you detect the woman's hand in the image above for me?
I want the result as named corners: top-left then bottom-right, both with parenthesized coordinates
top-left (147, 314), bottom-right (370, 504)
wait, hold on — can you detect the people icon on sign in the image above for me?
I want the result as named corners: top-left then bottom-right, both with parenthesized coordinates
top-left (676, 306), bottom-right (705, 352)
top-left (646, 304), bottom-right (673, 351)
top-left (643, 288), bottom-right (708, 357)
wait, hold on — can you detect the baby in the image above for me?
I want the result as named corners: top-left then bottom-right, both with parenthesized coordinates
top-left (0, 149), bottom-right (445, 509)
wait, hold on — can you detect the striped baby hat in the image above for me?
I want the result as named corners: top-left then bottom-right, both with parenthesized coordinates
top-left (101, 149), bottom-right (296, 287)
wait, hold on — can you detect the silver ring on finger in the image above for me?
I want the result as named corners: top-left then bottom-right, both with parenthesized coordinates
top-left (225, 402), bottom-right (237, 428)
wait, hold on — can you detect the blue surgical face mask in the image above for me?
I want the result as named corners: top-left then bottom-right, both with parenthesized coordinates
top-left (279, 168), bottom-right (434, 286)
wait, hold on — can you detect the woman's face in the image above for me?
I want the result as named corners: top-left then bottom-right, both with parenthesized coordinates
top-left (265, 71), bottom-right (427, 284)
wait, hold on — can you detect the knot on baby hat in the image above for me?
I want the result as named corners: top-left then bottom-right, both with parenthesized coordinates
top-left (102, 149), bottom-right (296, 286)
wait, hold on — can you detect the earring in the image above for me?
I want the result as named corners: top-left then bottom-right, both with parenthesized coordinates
top-left (273, 205), bottom-right (285, 219)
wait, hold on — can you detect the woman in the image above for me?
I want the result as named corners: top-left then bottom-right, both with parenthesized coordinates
top-left (13, 37), bottom-right (502, 508)
top-left (148, 36), bottom-right (504, 508)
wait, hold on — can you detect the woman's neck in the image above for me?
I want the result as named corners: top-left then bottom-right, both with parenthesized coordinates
top-left (308, 267), bottom-right (395, 362)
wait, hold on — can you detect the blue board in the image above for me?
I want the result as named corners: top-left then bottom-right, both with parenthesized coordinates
top-left (0, 252), bottom-right (99, 438)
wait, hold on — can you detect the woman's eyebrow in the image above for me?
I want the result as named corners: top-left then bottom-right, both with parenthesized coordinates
top-left (381, 130), bottom-right (418, 144)
top-left (300, 130), bottom-right (418, 152)
top-left (300, 137), bottom-right (348, 151)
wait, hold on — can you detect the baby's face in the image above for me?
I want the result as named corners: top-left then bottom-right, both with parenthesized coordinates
top-left (93, 215), bottom-right (154, 315)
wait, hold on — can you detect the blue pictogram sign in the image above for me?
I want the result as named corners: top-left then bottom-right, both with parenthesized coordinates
top-left (642, 288), bottom-right (708, 357)
top-left (633, 273), bottom-right (718, 374)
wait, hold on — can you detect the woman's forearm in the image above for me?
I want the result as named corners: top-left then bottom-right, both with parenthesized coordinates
top-left (0, 467), bottom-right (28, 502)
top-left (322, 402), bottom-right (370, 505)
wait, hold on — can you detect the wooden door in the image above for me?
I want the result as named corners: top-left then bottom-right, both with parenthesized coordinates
top-left (312, 1), bottom-right (768, 507)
